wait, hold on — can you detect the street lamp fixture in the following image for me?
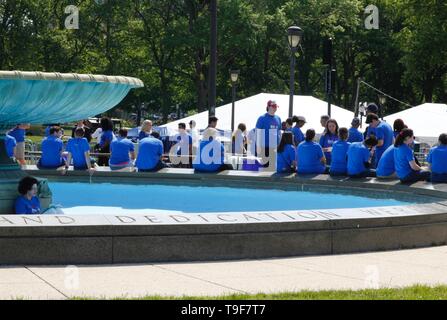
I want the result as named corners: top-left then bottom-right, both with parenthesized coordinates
top-left (230, 69), bottom-right (240, 134)
top-left (287, 26), bottom-right (303, 118)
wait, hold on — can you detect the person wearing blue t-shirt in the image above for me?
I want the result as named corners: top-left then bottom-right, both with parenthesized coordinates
top-left (110, 128), bottom-right (136, 171)
top-left (276, 132), bottom-right (296, 173)
top-left (291, 116), bottom-right (306, 146)
top-left (256, 100), bottom-right (282, 170)
top-left (393, 119), bottom-right (406, 139)
top-left (136, 136), bottom-right (168, 172)
top-left (297, 129), bottom-right (326, 175)
top-left (284, 118), bottom-right (293, 133)
top-left (330, 128), bottom-right (350, 176)
top-left (394, 128), bottom-right (430, 183)
top-left (193, 128), bottom-right (233, 172)
top-left (172, 123), bottom-right (193, 168)
top-left (347, 137), bottom-right (378, 178)
top-left (427, 133), bottom-right (447, 183)
top-left (64, 128), bottom-right (95, 172)
top-left (15, 176), bottom-right (41, 215)
top-left (347, 118), bottom-right (364, 143)
top-left (38, 126), bottom-right (65, 169)
top-left (138, 119), bottom-right (161, 140)
top-left (376, 145), bottom-right (396, 178)
top-left (8, 124), bottom-right (30, 165)
top-left (319, 119), bottom-right (339, 165)
top-left (365, 114), bottom-right (394, 168)
top-left (5, 134), bottom-right (17, 158)
top-left (97, 117), bottom-right (115, 166)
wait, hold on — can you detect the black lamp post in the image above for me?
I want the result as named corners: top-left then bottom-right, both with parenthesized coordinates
top-left (230, 70), bottom-right (240, 133)
top-left (287, 26), bottom-right (303, 118)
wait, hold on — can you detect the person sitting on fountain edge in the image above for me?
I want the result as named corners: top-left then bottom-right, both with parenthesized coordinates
top-left (276, 132), bottom-right (296, 173)
top-left (296, 129), bottom-right (327, 175)
top-left (193, 128), bottom-right (233, 173)
top-left (346, 136), bottom-right (378, 178)
top-left (15, 176), bottom-right (41, 215)
top-left (64, 127), bottom-right (96, 173)
top-left (427, 133), bottom-right (447, 183)
top-left (329, 127), bottom-right (350, 176)
top-left (109, 128), bottom-right (136, 171)
top-left (135, 134), bottom-right (168, 172)
top-left (37, 126), bottom-right (66, 170)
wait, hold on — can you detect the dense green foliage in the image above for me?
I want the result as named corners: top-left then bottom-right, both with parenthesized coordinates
top-left (1, 0), bottom-right (446, 121)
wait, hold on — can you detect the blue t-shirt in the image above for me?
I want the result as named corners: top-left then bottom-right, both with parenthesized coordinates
top-left (135, 137), bottom-right (163, 170)
top-left (348, 127), bottom-right (364, 143)
top-left (99, 130), bottom-right (115, 148)
top-left (40, 136), bottom-right (64, 167)
top-left (347, 142), bottom-right (370, 175)
top-left (15, 196), bottom-right (41, 215)
top-left (394, 144), bottom-right (415, 179)
top-left (319, 133), bottom-right (338, 165)
top-left (193, 139), bottom-right (225, 172)
top-left (297, 141), bottom-right (325, 174)
top-left (255, 113), bottom-right (282, 148)
top-left (330, 140), bottom-right (350, 174)
top-left (427, 145), bottom-right (447, 174)
top-left (175, 133), bottom-right (193, 156)
top-left (376, 145), bottom-right (395, 177)
top-left (374, 121), bottom-right (394, 163)
top-left (8, 127), bottom-right (26, 143)
top-left (277, 144), bottom-right (296, 173)
top-left (291, 127), bottom-right (305, 146)
top-left (5, 134), bottom-right (17, 158)
top-left (110, 137), bottom-right (135, 165)
top-left (66, 137), bottom-right (90, 168)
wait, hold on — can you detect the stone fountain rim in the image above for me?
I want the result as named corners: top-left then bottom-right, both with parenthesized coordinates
top-left (0, 70), bottom-right (144, 88)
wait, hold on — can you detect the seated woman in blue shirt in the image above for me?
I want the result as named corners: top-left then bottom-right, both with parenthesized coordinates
top-left (427, 133), bottom-right (447, 183)
top-left (297, 129), bottom-right (326, 175)
top-left (376, 145), bottom-right (396, 179)
top-left (330, 127), bottom-right (350, 176)
top-left (15, 176), bottom-right (41, 215)
top-left (346, 137), bottom-right (378, 178)
top-left (319, 119), bottom-right (339, 165)
top-left (394, 128), bottom-right (430, 183)
top-left (193, 128), bottom-right (233, 173)
top-left (276, 132), bottom-right (296, 173)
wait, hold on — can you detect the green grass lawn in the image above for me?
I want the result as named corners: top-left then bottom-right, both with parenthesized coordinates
top-left (73, 285), bottom-right (447, 300)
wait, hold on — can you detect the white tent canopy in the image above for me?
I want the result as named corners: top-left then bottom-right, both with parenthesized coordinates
top-left (384, 103), bottom-right (447, 145)
top-left (161, 93), bottom-right (355, 133)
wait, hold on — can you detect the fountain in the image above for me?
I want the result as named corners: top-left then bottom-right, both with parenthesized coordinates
top-left (0, 70), bottom-right (144, 214)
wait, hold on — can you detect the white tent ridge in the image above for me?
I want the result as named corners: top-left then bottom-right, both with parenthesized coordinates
top-left (384, 103), bottom-right (447, 145)
top-left (160, 93), bottom-right (355, 133)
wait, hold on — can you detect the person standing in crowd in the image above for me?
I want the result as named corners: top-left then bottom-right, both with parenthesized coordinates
top-left (8, 124), bottom-right (30, 166)
top-left (393, 119), bottom-right (407, 139)
top-left (139, 119), bottom-right (160, 140)
top-left (291, 116), bottom-right (306, 146)
top-left (193, 128), bottom-right (233, 172)
top-left (363, 103), bottom-right (379, 139)
top-left (91, 126), bottom-right (103, 145)
top-left (71, 120), bottom-right (92, 143)
top-left (365, 113), bottom-right (394, 167)
top-left (319, 119), bottom-right (339, 165)
top-left (330, 127), bottom-right (350, 176)
top-left (256, 100), bottom-right (282, 170)
top-left (174, 122), bottom-right (193, 167)
top-left (320, 115), bottom-right (330, 135)
top-left (109, 129), bottom-right (136, 171)
top-left (346, 137), bottom-right (378, 178)
top-left (348, 117), bottom-right (364, 143)
top-left (5, 134), bottom-right (17, 159)
top-left (97, 117), bottom-right (115, 166)
top-left (15, 176), bottom-right (41, 215)
top-left (394, 128), bottom-right (430, 183)
top-left (297, 129), bottom-right (326, 175)
top-left (64, 128), bottom-right (95, 172)
top-left (284, 118), bottom-right (293, 132)
top-left (135, 135), bottom-right (168, 172)
top-left (38, 126), bottom-right (65, 169)
top-left (232, 123), bottom-right (247, 155)
top-left (276, 132), bottom-right (296, 173)
top-left (376, 145), bottom-right (396, 179)
top-left (188, 120), bottom-right (200, 155)
top-left (247, 127), bottom-right (257, 156)
top-left (427, 133), bottom-right (447, 183)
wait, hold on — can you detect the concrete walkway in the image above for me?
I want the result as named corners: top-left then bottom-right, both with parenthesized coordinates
top-left (2, 246), bottom-right (447, 299)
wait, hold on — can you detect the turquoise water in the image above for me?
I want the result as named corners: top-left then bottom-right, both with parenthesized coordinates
top-left (49, 182), bottom-right (429, 214)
